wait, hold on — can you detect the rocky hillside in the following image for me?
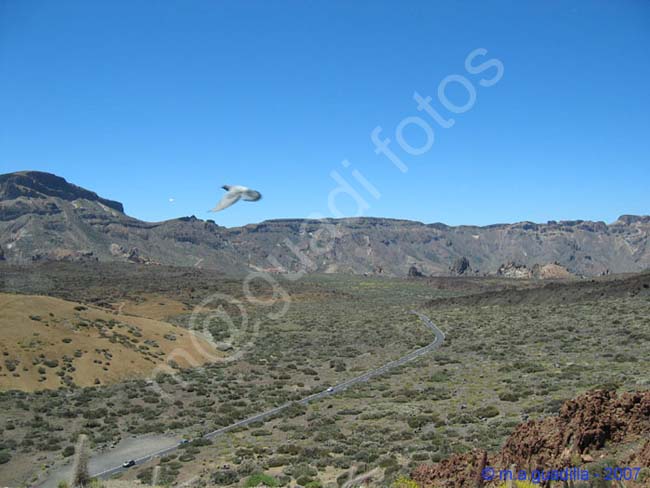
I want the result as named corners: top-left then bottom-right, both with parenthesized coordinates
top-left (413, 390), bottom-right (650, 487)
top-left (1, 171), bottom-right (649, 277)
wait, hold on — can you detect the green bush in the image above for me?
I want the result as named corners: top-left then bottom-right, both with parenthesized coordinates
top-left (212, 469), bottom-right (239, 485)
top-left (407, 414), bottom-right (439, 429)
top-left (296, 475), bottom-right (314, 486)
top-left (245, 473), bottom-right (279, 487)
top-left (251, 429), bottom-right (272, 436)
top-left (498, 392), bottom-right (519, 402)
top-left (474, 405), bottom-right (499, 418)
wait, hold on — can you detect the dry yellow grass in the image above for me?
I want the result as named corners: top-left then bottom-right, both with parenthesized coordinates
top-left (0, 293), bottom-right (219, 391)
top-left (110, 293), bottom-right (190, 320)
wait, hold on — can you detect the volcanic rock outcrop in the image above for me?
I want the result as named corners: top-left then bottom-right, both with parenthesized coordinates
top-left (413, 390), bottom-right (650, 487)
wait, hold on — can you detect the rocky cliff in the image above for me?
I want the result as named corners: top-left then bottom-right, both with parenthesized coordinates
top-left (1, 171), bottom-right (648, 277)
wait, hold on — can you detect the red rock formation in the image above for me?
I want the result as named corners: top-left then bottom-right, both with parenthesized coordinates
top-left (413, 390), bottom-right (650, 487)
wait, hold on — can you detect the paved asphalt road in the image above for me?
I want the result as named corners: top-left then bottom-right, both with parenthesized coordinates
top-left (72, 311), bottom-right (445, 482)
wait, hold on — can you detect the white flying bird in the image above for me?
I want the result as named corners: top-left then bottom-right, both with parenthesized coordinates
top-left (210, 185), bottom-right (262, 212)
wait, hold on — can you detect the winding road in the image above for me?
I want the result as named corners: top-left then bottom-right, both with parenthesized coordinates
top-left (43, 311), bottom-right (444, 485)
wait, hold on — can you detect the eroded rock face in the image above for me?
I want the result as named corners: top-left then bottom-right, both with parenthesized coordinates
top-left (497, 261), bottom-right (533, 279)
top-left (412, 449), bottom-right (488, 488)
top-left (1, 171), bottom-right (649, 276)
top-left (408, 265), bottom-right (425, 278)
top-left (412, 390), bottom-right (650, 487)
top-left (109, 243), bottom-right (156, 264)
top-left (531, 263), bottom-right (574, 279)
top-left (449, 256), bottom-right (471, 275)
top-left (497, 262), bottom-right (575, 279)
top-left (630, 440), bottom-right (650, 466)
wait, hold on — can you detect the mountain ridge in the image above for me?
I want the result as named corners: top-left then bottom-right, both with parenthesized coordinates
top-left (0, 170), bottom-right (124, 213)
top-left (0, 171), bottom-right (648, 277)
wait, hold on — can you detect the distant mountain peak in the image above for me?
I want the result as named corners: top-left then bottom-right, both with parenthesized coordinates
top-left (616, 214), bottom-right (650, 225)
top-left (0, 170), bottom-right (124, 213)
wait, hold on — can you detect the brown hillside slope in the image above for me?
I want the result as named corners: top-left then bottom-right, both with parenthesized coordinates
top-left (0, 293), bottom-right (218, 391)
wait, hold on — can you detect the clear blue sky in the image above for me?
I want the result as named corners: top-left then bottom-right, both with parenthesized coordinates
top-left (1, 0), bottom-right (648, 227)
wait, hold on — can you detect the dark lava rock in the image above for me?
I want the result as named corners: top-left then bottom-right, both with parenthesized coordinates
top-left (408, 265), bottom-right (424, 278)
top-left (449, 256), bottom-right (471, 275)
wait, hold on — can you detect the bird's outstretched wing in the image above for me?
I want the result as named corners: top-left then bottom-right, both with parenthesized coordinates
top-left (241, 189), bottom-right (262, 201)
top-left (210, 191), bottom-right (241, 212)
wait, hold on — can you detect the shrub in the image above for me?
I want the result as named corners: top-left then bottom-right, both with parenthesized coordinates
top-left (0, 451), bottom-right (10, 464)
top-left (251, 429), bottom-right (272, 436)
top-left (474, 405), bottom-right (499, 418)
top-left (407, 414), bottom-right (439, 429)
top-left (296, 475), bottom-right (314, 486)
top-left (188, 437), bottom-right (212, 447)
top-left (245, 473), bottom-right (279, 487)
top-left (3, 359), bottom-right (18, 372)
top-left (498, 392), bottom-right (519, 402)
top-left (392, 477), bottom-right (419, 488)
top-left (136, 467), bottom-right (154, 484)
top-left (212, 469), bottom-right (239, 485)
top-left (268, 456), bottom-right (291, 467)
